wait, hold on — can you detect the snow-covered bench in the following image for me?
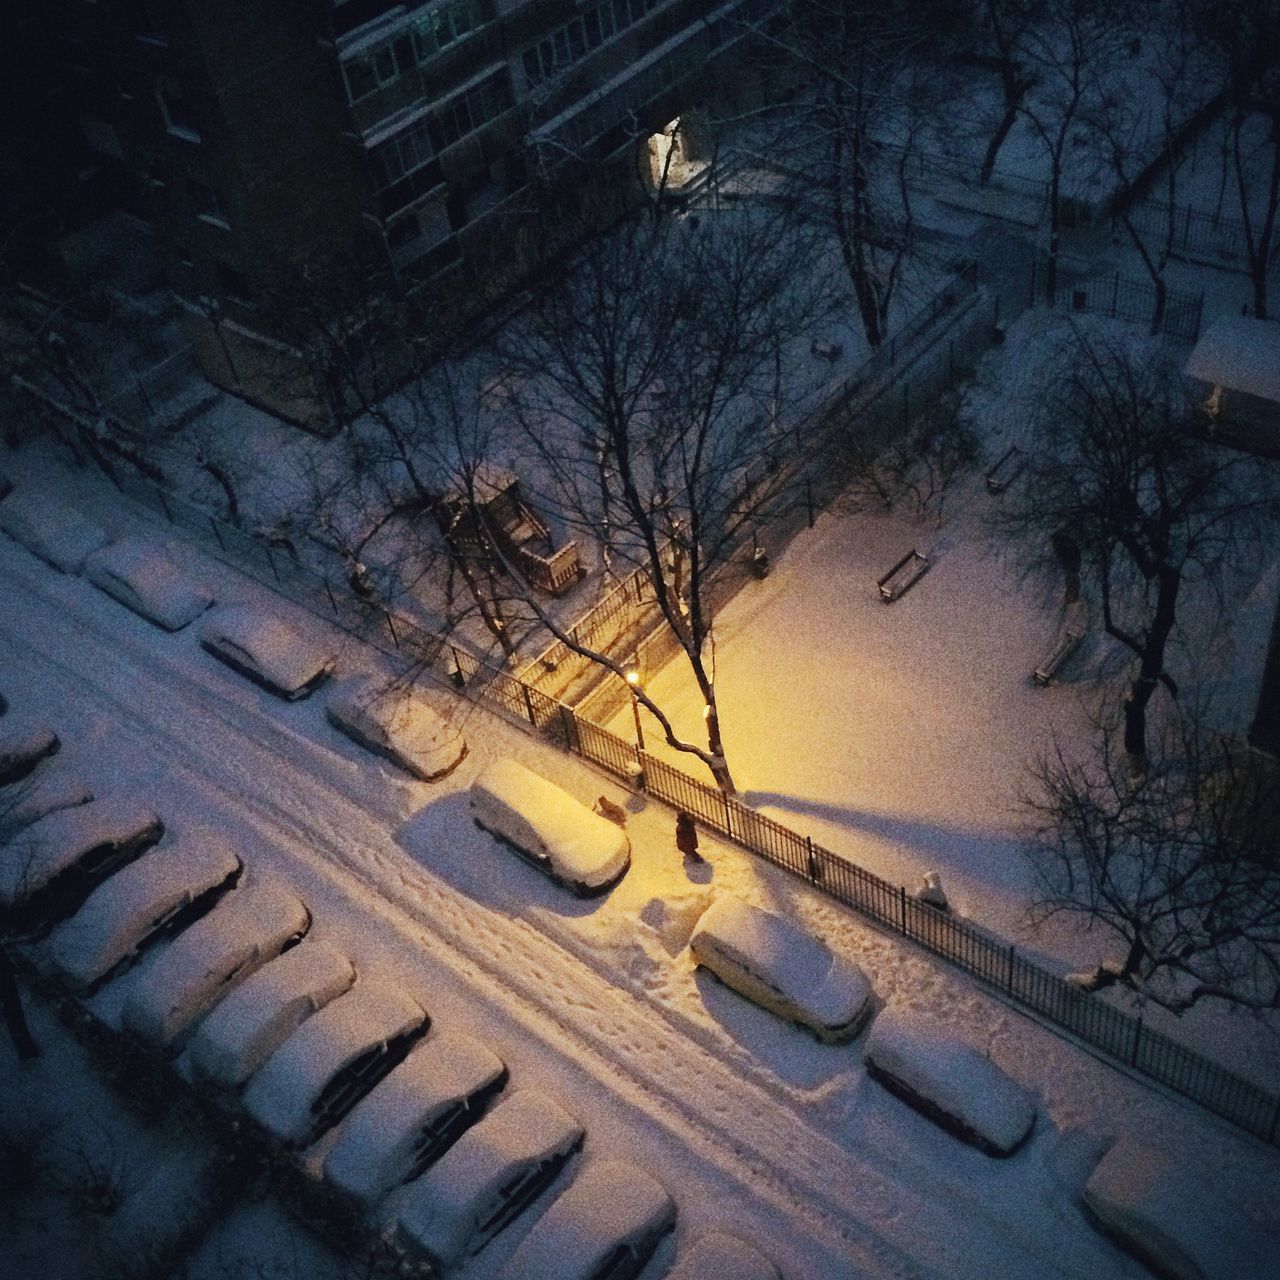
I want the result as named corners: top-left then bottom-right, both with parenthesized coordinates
top-left (0, 488), bottom-right (109, 573)
top-left (985, 444), bottom-right (1024, 493)
top-left (1033, 627), bottom-right (1083, 686)
top-left (43, 833), bottom-right (241, 992)
top-left (323, 1030), bottom-right (508, 1205)
top-left (493, 1160), bottom-right (675, 1280)
top-left (863, 1009), bottom-right (1036, 1157)
top-left (243, 981), bottom-right (429, 1148)
top-left (393, 1089), bottom-right (584, 1270)
top-left (188, 941), bottom-right (356, 1088)
top-left (877, 549), bottom-right (929, 602)
top-left (122, 879), bottom-right (310, 1048)
top-left (84, 536), bottom-right (214, 631)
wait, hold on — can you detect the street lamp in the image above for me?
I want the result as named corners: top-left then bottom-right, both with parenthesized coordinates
top-left (626, 669), bottom-right (646, 753)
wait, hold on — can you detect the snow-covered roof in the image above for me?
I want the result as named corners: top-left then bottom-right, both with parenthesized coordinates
top-left (243, 980), bottom-right (427, 1145)
top-left (1083, 1140), bottom-right (1212, 1280)
top-left (326, 674), bottom-right (465, 781)
top-left (494, 1160), bottom-right (675, 1280)
top-left (122, 880), bottom-right (310, 1047)
top-left (470, 758), bottom-right (630, 888)
top-left (323, 1030), bottom-right (506, 1205)
top-left (187, 941), bottom-right (356, 1088)
top-left (44, 833), bottom-right (241, 991)
top-left (692, 896), bottom-right (872, 1029)
top-left (199, 604), bottom-right (335, 695)
top-left (665, 1230), bottom-right (782, 1280)
top-left (0, 488), bottom-right (109, 572)
top-left (1184, 317), bottom-right (1280, 403)
top-left (863, 1009), bottom-right (1036, 1156)
top-left (395, 1089), bottom-right (583, 1266)
top-left (0, 794), bottom-right (162, 907)
top-left (84, 536), bottom-right (213, 630)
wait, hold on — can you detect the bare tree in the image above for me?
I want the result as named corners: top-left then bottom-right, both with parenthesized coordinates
top-left (1025, 703), bottom-right (1280, 1015)
top-left (494, 211), bottom-right (834, 791)
top-left (991, 323), bottom-right (1279, 769)
top-left (0, 780), bottom-right (45, 1061)
top-left (974, 0), bottom-right (1043, 184)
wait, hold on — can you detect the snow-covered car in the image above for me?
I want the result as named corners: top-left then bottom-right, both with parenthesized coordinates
top-left (0, 795), bottom-right (164, 933)
top-left (665, 1230), bottom-right (782, 1280)
top-left (0, 488), bottom-right (109, 572)
top-left (199, 604), bottom-right (336, 700)
top-left (325, 674), bottom-right (466, 781)
top-left (0, 717), bottom-right (60, 786)
top-left (1082, 1139), bottom-right (1222, 1280)
top-left (469, 758), bottom-right (630, 896)
top-left (493, 1159), bottom-right (675, 1280)
top-left (83, 536), bottom-right (214, 630)
top-left (188, 941), bottom-right (356, 1089)
top-left (689, 896), bottom-right (874, 1044)
top-left (394, 1089), bottom-right (584, 1270)
top-left (323, 1030), bottom-right (508, 1205)
top-left (244, 981), bottom-right (429, 1148)
top-left (862, 1008), bottom-right (1035, 1157)
top-left (122, 880), bottom-right (311, 1048)
top-left (43, 833), bottom-right (242, 992)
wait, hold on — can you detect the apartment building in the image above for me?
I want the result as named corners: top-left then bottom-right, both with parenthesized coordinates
top-left (3, 0), bottom-right (773, 429)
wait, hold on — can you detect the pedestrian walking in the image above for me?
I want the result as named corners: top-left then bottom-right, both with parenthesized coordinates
top-left (675, 810), bottom-right (702, 863)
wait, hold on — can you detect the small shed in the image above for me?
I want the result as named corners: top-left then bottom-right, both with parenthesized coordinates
top-left (1183, 316), bottom-right (1280, 456)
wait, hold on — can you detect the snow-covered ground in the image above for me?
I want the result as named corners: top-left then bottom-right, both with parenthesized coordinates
top-left (3, 436), bottom-right (1279, 1280)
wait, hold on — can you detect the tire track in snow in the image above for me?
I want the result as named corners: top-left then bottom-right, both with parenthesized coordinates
top-left (1, 549), bottom-right (1118, 1280)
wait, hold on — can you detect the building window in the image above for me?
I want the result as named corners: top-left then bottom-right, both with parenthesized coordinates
top-left (521, 0), bottom-right (663, 87)
top-left (341, 0), bottom-right (480, 105)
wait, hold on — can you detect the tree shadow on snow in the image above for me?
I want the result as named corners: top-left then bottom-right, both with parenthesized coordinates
top-left (395, 791), bottom-right (603, 920)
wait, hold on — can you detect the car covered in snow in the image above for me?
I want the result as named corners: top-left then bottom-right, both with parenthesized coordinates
top-left (244, 981), bottom-right (429, 1147)
top-left (326, 674), bottom-right (466, 781)
top-left (469, 758), bottom-right (630, 897)
top-left (665, 1230), bottom-right (782, 1280)
top-left (689, 896), bottom-right (874, 1044)
top-left (188, 941), bottom-right (356, 1088)
top-left (323, 1030), bottom-right (507, 1205)
top-left (394, 1089), bottom-right (584, 1269)
top-left (0, 716), bottom-right (60, 786)
top-left (0, 795), bottom-right (164, 933)
top-left (1080, 1138), bottom-right (1266, 1280)
top-left (862, 1008), bottom-right (1035, 1157)
top-left (43, 832), bottom-right (242, 992)
top-left (199, 604), bottom-right (335, 700)
top-left (83, 536), bottom-right (214, 630)
top-left (122, 879), bottom-right (311, 1048)
top-left (493, 1159), bottom-right (675, 1280)
top-left (0, 488), bottom-right (109, 573)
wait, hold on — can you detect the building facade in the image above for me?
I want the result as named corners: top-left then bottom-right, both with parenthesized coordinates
top-left (4, 0), bottom-right (774, 428)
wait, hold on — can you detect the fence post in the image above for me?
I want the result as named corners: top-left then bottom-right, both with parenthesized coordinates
top-left (805, 479), bottom-right (815, 528)
top-left (1130, 1012), bottom-right (1143, 1066)
top-left (720, 789), bottom-right (733, 838)
top-left (385, 610), bottom-right (400, 649)
top-left (806, 836), bottom-right (822, 882)
top-left (899, 884), bottom-right (908, 935)
top-left (1006, 943), bottom-right (1015, 994)
top-left (522, 681), bottom-right (537, 727)
top-left (559, 703), bottom-right (579, 753)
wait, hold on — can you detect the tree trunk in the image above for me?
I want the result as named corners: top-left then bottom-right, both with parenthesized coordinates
top-left (0, 946), bottom-right (39, 1060)
top-left (980, 104), bottom-right (1020, 185)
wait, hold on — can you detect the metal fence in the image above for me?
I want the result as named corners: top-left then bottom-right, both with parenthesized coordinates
top-left (1123, 198), bottom-right (1273, 270)
top-left (1039, 259), bottom-right (1204, 342)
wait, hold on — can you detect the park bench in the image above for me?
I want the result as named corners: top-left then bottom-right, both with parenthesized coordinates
top-left (878, 549), bottom-right (929, 602)
top-left (1033, 627), bottom-right (1083, 686)
top-left (810, 337), bottom-right (842, 361)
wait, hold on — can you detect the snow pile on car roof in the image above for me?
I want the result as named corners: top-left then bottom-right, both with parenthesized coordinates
top-left (0, 716), bottom-right (58, 782)
top-left (326, 674), bottom-right (465, 779)
top-left (0, 794), bottom-right (161, 906)
top-left (666, 1229), bottom-right (781, 1280)
top-left (122, 879), bottom-right (309, 1046)
top-left (85, 536), bottom-right (213, 629)
top-left (0, 489), bottom-right (109, 572)
top-left (495, 1159), bottom-right (674, 1280)
top-left (863, 1008), bottom-right (1035, 1156)
top-left (45, 833), bottom-right (241, 990)
top-left (189, 941), bottom-right (356, 1088)
top-left (200, 604), bottom-right (334, 692)
top-left (243, 981), bottom-right (426, 1145)
top-left (324, 1030), bottom-right (505, 1204)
